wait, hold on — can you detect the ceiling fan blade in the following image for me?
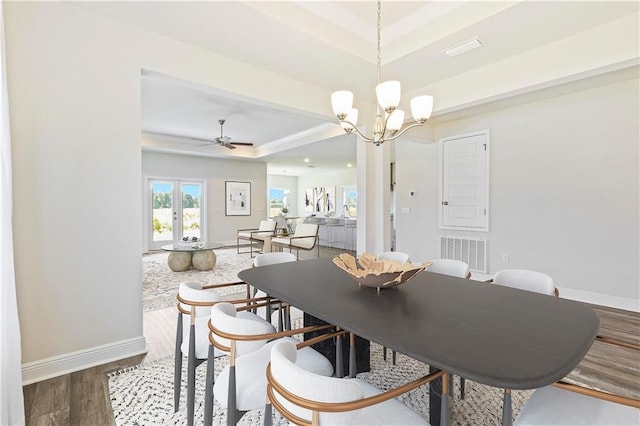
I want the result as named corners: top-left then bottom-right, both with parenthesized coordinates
top-left (229, 142), bottom-right (254, 147)
top-left (222, 142), bottom-right (237, 149)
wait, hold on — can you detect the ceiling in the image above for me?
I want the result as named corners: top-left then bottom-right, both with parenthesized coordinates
top-left (72, 1), bottom-right (638, 176)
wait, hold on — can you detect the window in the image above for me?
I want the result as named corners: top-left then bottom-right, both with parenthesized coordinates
top-left (342, 186), bottom-right (357, 217)
top-left (269, 188), bottom-right (289, 216)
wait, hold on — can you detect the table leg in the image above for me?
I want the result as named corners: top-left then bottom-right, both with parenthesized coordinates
top-left (262, 236), bottom-right (272, 253)
top-left (303, 313), bottom-right (370, 376)
top-left (429, 365), bottom-right (442, 426)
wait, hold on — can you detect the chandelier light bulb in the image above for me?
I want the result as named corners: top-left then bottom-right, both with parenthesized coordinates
top-left (375, 81), bottom-right (401, 112)
top-left (410, 95), bottom-right (434, 123)
top-left (331, 91), bottom-right (354, 119)
top-left (386, 109), bottom-right (405, 132)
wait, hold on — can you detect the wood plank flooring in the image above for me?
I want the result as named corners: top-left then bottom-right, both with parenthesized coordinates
top-left (23, 246), bottom-right (640, 425)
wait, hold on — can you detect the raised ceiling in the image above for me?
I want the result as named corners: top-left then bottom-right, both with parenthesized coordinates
top-left (73, 1), bottom-right (639, 175)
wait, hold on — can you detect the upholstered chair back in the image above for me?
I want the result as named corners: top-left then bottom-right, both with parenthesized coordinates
top-left (377, 251), bottom-right (410, 264)
top-left (493, 269), bottom-right (555, 296)
top-left (259, 220), bottom-right (277, 232)
top-left (270, 340), bottom-right (363, 423)
top-left (210, 302), bottom-right (276, 356)
top-left (427, 259), bottom-right (470, 278)
top-left (178, 281), bottom-right (221, 359)
top-left (253, 252), bottom-right (297, 267)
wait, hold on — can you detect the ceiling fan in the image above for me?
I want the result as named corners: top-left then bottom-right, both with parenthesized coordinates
top-left (202, 119), bottom-right (254, 150)
top-left (144, 119), bottom-right (254, 149)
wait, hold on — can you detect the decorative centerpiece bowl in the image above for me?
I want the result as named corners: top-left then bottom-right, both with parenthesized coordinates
top-left (332, 253), bottom-right (431, 291)
top-left (175, 238), bottom-right (205, 249)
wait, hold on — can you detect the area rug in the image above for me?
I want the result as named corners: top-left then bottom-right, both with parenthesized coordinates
top-left (143, 248), bottom-right (255, 312)
top-left (109, 342), bottom-right (532, 425)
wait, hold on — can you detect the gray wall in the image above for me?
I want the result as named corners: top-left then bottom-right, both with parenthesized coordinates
top-left (395, 77), bottom-right (639, 308)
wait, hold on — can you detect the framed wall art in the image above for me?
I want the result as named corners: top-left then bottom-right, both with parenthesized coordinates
top-left (304, 188), bottom-right (314, 213)
top-left (225, 181), bottom-right (251, 216)
top-left (313, 187), bottom-right (324, 214)
top-left (325, 186), bottom-right (336, 214)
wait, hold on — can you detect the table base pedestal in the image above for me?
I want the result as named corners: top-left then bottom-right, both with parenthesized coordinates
top-left (167, 250), bottom-right (216, 272)
top-left (192, 250), bottom-right (216, 271)
top-left (304, 313), bottom-right (370, 377)
top-left (167, 252), bottom-right (192, 272)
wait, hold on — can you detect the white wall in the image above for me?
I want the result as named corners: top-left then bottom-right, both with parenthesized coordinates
top-left (5, 1), bottom-right (332, 382)
top-left (267, 174), bottom-right (298, 216)
top-left (297, 169), bottom-right (357, 218)
top-left (143, 152), bottom-right (267, 246)
top-left (396, 77), bottom-right (639, 310)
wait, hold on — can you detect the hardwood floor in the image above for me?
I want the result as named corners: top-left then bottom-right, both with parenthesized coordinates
top-left (22, 247), bottom-right (640, 425)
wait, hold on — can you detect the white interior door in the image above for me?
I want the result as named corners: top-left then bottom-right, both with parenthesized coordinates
top-left (148, 178), bottom-right (205, 250)
top-left (440, 131), bottom-right (489, 231)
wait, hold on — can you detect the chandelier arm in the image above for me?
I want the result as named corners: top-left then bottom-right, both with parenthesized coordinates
top-left (380, 111), bottom-right (393, 139)
top-left (384, 122), bottom-right (425, 142)
top-left (338, 120), bottom-right (375, 143)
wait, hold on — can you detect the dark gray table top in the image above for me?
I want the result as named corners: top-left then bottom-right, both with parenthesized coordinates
top-left (238, 257), bottom-right (600, 390)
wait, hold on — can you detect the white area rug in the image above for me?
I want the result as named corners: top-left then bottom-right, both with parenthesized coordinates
top-left (143, 248), bottom-right (255, 312)
top-left (109, 343), bottom-right (532, 425)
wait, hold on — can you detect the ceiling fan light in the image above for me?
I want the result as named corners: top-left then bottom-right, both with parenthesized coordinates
top-left (376, 81), bottom-right (401, 112)
top-left (410, 95), bottom-right (433, 123)
top-left (331, 90), bottom-right (354, 118)
top-left (386, 109), bottom-right (405, 132)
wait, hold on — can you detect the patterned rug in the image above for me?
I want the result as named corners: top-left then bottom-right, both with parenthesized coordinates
top-left (109, 342), bottom-right (532, 425)
top-left (143, 248), bottom-right (255, 312)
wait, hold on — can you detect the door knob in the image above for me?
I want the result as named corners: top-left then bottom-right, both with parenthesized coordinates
top-left (442, 201), bottom-right (449, 206)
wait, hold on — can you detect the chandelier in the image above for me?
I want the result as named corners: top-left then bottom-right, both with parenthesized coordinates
top-left (331, 0), bottom-right (434, 146)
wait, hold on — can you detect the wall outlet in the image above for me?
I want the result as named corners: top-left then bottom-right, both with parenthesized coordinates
top-left (502, 253), bottom-right (510, 263)
top-left (401, 207), bottom-right (411, 215)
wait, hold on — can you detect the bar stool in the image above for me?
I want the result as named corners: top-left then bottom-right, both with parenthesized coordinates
top-left (345, 219), bottom-right (357, 251)
top-left (325, 218), bottom-right (343, 249)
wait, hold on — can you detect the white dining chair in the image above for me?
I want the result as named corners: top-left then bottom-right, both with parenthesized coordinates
top-left (174, 281), bottom-right (249, 426)
top-left (266, 339), bottom-right (435, 425)
top-left (204, 302), bottom-right (334, 425)
top-left (426, 258), bottom-right (471, 279)
top-left (253, 252), bottom-right (297, 330)
top-left (515, 385), bottom-right (640, 425)
top-left (377, 251), bottom-right (410, 264)
top-left (424, 259), bottom-right (472, 398)
top-left (492, 269), bottom-right (558, 296)
top-left (486, 268), bottom-right (560, 425)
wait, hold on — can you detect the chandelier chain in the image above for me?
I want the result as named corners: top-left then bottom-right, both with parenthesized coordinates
top-left (376, 0), bottom-right (381, 86)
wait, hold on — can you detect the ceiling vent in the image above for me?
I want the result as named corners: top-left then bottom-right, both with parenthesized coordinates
top-left (444, 38), bottom-right (483, 57)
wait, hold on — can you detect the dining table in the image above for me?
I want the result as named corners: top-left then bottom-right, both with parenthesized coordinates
top-left (238, 257), bottom-right (600, 425)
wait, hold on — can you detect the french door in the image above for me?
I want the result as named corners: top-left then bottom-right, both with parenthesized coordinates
top-left (147, 178), bottom-right (206, 251)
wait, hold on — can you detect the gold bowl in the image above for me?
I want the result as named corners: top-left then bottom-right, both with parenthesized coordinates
top-left (332, 253), bottom-right (431, 291)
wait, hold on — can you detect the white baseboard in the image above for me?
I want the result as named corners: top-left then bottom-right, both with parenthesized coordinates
top-left (22, 336), bottom-right (147, 385)
top-left (557, 287), bottom-right (639, 312)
